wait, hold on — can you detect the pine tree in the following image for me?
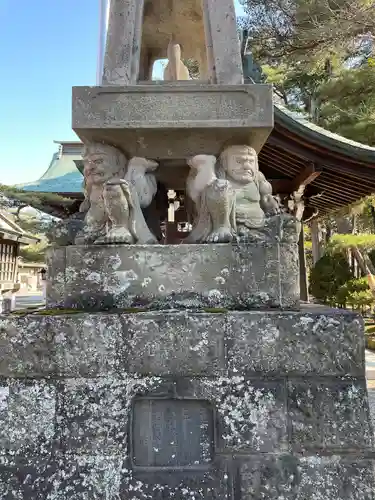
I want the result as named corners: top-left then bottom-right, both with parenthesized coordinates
top-left (240, 0), bottom-right (375, 144)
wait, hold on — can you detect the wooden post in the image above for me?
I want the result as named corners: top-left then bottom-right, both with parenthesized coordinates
top-left (310, 219), bottom-right (321, 265)
top-left (299, 225), bottom-right (309, 302)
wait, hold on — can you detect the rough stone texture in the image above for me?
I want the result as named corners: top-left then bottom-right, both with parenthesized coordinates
top-left (0, 307), bottom-right (374, 498)
top-left (289, 380), bottom-right (374, 450)
top-left (72, 84), bottom-right (273, 157)
top-left (46, 214), bottom-right (299, 311)
top-left (0, 308), bottom-right (365, 378)
top-left (47, 213), bottom-right (85, 246)
top-left (102, 0), bottom-right (144, 85)
top-left (103, 0), bottom-right (243, 85)
top-left (202, 0), bottom-right (243, 84)
top-left (45, 247), bottom-right (66, 311)
top-left (226, 309), bottom-right (365, 376)
top-left (124, 312), bottom-right (226, 376)
top-left (239, 456), bottom-right (375, 500)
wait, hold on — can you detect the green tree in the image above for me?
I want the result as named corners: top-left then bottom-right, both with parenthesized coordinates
top-left (7, 212), bottom-right (54, 264)
top-left (309, 252), bottom-right (353, 304)
top-left (240, 0), bottom-right (375, 144)
top-left (317, 66), bottom-right (375, 145)
top-left (184, 59), bottom-right (200, 79)
top-left (19, 241), bottom-right (48, 263)
top-left (239, 0), bottom-right (374, 63)
top-left (0, 184), bottom-right (78, 219)
top-left (336, 277), bottom-right (375, 311)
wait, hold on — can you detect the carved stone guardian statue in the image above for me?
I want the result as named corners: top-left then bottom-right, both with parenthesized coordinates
top-left (75, 142), bottom-right (159, 245)
top-left (185, 145), bottom-right (280, 243)
top-left (186, 155), bottom-right (236, 243)
top-left (218, 145), bottom-right (280, 237)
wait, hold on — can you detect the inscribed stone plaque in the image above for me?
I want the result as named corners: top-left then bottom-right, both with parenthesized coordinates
top-left (72, 85), bottom-right (273, 129)
top-left (132, 399), bottom-right (214, 469)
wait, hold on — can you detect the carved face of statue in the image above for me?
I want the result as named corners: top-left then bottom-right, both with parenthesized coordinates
top-left (83, 153), bottom-right (111, 185)
top-left (83, 145), bottom-right (126, 186)
top-left (222, 146), bottom-right (258, 184)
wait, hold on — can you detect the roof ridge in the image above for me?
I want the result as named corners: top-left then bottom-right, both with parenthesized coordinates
top-left (274, 103), bottom-right (375, 161)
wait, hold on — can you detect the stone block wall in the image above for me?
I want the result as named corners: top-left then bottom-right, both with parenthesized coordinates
top-left (0, 307), bottom-right (373, 498)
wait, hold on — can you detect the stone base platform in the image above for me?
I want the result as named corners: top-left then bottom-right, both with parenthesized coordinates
top-left (46, 215), bottom-right (300, 311)
top-left (72, 83), bottom-right (273, 157)
top-left (0, 307), bottom-right (373, 498)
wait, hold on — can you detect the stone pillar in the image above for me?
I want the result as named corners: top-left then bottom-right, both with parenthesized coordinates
top-left (202, 0), bottom-right (244, 84)
top-left (102, 0), bottom-right (145, 85)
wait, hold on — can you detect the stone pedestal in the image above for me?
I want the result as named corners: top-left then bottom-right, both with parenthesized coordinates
top-left (46, 215), bottom-right (299, 311)
top-left (0, 306), bottom-right (373, 498)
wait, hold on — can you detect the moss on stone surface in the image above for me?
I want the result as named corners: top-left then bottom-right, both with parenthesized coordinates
top-left (203, 307), bottom-right (228, 313)
top-left (10, 308), bottom-right (83, 316)
top-left (121, 307), bottom-right (150, 313)
top-left (37, 309), bottom-right (83, 316)
top-left (10, 306), bottom-right (152, 317)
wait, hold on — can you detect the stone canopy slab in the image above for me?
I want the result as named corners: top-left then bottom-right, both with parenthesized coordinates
top-left (72, 84), bottom-right (273, 157)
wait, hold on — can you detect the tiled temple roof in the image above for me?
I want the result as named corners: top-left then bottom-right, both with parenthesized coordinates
top-left (20, 141), bottom-right (84, 195)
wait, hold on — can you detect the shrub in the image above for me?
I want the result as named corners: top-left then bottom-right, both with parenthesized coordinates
top-left (309, 252), bottom-right (353, 305)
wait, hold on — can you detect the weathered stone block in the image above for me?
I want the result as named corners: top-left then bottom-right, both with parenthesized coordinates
top-left (227, 308), bottom-right (365, 377)
top-left (45, 456), bottom-right (123, 499)
top-left (53, 314), bottom-right (122, 377)
top-left (45, 246), bottom-right (65, 309)
top-left (0, 456), bottom-right (52, 499)
top-left (288, 380), bottom-right (374, 451)
top-left (56, 376), bottom-right (161, 456)
top-left (238, 456), bottom-right (375, 500)
top-left (72, 84), bottom-right (273, 157)
top-left (124, 312), bottom-right (226, 376)
top-left (127, 462), bottom-right (233, 500)
top-left (46, 217), bottom-right (300, 311)
top-left (296, 456), bottom-right (375, 500)
top-left (239, 455), bottom-right (299, 499)
top-left (214, 379), bottom-right (288, 453)
top-left (56, 378), bottom-right (128, 455)
top-left (0, 314), bottom-right (122, 378)
top-left (0, 381), bottom-right (55, 457)
top-left (0, 307), bottom-right (366, 378)
top-left (0, 315), bottom-right (56, 377)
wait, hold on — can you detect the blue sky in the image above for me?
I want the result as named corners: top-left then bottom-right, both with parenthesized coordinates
top-left (0, 0), bottom-right (244, 185)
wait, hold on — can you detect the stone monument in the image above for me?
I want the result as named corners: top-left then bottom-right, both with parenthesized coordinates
top-left (0, 1), bottom-right (374, 498)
